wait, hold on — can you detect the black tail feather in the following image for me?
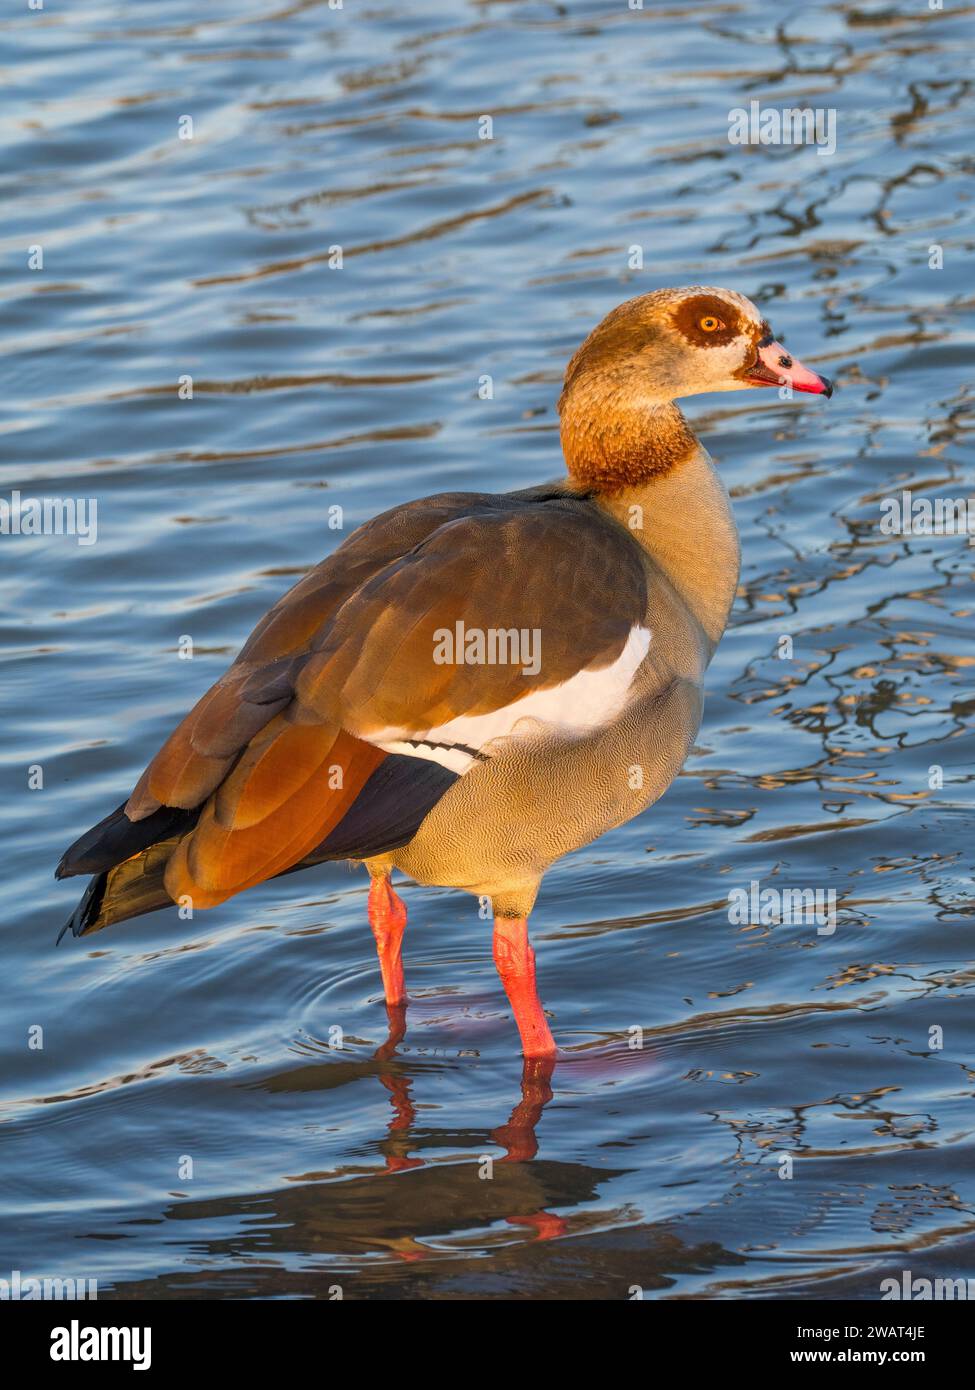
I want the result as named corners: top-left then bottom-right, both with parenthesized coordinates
top-left (56, 801), bottom-right (197, 880)
top-left (56, 752), bottom-right (457, 940)
top-left (56, 835), bottom-right (184, 942)
top-left (57, 872), bottom-right (107, 943)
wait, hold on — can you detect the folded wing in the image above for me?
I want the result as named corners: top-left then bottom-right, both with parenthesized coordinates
top-left (58, 488), bottom-right (648, 929)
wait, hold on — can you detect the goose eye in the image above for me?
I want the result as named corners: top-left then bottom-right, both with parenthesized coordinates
top-left (699, 315), bottom-right (724, 332)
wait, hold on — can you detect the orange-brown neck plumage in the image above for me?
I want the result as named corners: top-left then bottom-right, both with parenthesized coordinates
top-left (558, 383), bottom-right (696, 493)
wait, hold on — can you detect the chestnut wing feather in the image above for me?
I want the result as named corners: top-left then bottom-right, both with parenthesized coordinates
top-left (58, 489), bottom-right (647, 917)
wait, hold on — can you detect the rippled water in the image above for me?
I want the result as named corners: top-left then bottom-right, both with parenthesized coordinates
top-left (2, 0), bottom-right (974, 1300)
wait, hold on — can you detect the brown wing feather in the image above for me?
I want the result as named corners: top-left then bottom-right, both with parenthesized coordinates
top-left (164, 728), bottom-right (384, 908)
top-left (124, 492), bottom-right (494, 821)
top-left (60, 486), bottom-right (646, 925)
top-left (297, 501), bottom-right (648, 735)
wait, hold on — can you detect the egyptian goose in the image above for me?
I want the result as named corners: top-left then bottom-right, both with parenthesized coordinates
top-left (57, 287), bottom-right (831, 1058)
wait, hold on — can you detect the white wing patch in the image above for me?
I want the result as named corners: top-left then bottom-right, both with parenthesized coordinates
top-left (369, 625), bottom-right (651, 774)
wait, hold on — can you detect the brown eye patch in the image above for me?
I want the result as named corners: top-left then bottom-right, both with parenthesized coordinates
top-left (670, 295), bottom-right (742, 348)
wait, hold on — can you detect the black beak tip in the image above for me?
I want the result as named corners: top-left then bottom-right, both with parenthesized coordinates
top-left (821, 375), bottom-right (834, 399)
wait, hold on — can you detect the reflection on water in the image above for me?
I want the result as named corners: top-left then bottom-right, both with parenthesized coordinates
top-left (1, 0), bottom-right (974, 1298)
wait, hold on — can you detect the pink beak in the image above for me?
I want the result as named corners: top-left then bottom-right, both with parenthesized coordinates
top-left (746, 338), bottom-right (833, 397)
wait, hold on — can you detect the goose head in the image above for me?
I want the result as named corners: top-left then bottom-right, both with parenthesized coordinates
top-left (562, 286), bottom-right (832, 405)
top-left (559, 286), bottom-right (832, 490)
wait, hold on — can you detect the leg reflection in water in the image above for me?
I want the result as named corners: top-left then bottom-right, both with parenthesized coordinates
top-left (490, 1055), bottom-right (556, 1163)
top-left (370, 1006), bottom-right (565, 1237)
top-left (492, 1054), bottom-right (567, 1238)
top-left (373, 1002), bottom-right (423, 1173)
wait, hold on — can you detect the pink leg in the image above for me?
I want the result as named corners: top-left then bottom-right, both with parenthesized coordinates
top-left (493, 915), bottom-right (556, 1059)
top-left (368, 875), bottom-right (407, 1006)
